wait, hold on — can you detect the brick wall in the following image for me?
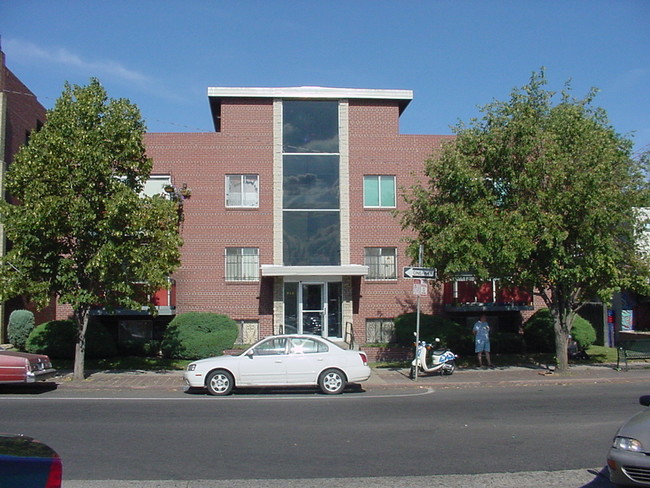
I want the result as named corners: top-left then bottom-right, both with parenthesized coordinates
top-left (347, 100), bottom-right (454, 343)
top-left (144, 102), bottom-right (276, 336)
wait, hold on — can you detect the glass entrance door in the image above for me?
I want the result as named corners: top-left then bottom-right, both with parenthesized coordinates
top-left (301, 283), bottom-right (325, 336)
top-left (283, 281), bottom-right (342, 338)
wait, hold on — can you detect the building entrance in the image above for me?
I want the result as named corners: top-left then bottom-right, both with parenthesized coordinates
top-left (284, 281), bottom-right (342, 338)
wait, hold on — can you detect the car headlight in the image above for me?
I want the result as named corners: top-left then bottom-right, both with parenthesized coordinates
top-left (187, 364), bottom-right (196, 372)
top-left (612, 436), bottom-right (644, 452)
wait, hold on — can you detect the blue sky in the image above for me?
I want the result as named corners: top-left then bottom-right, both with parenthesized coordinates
top-left (2, 1), bottom-right (649, 154)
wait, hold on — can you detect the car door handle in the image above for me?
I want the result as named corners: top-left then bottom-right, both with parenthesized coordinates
top-left (275, 360), bottom-right (283, 363)
top-left (317, 358), bottom-right (324, 361)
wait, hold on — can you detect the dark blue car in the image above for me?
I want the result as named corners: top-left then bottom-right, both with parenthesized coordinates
top-left (0, 434), bottom-right (62, 487)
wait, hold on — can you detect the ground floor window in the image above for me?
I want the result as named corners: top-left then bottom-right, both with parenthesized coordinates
top-left (365, 318), bottom-right (396, 344)
top-left (235, 320), bottom-right (259, 345)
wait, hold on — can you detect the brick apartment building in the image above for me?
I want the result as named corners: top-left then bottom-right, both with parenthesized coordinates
top-left (134, 86), bottom-right (538, 348)
top-left (0, 46), bottom-right (540, 348)
top-left (0, 49), bottom-right (54, 342)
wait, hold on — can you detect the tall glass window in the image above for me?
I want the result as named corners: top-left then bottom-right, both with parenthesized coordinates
top-left (283, 155), bottom-right (339, 209)
top-left (283, 101), bottom-right (339, 153)
top-left (283, 212), bottom-right (340, 266)
top-left (283, 101), bottom-right (340, 266)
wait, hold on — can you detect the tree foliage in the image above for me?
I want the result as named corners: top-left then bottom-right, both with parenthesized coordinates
top-left (0, 79), bottom-right (182, 379)
top-left (401, 70), bottom-right (650, 372)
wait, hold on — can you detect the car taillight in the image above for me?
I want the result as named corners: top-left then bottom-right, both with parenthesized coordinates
top-left (359, 352), bottom-right (368, 366)
top-left (45, 455), bottom-right (63, 488)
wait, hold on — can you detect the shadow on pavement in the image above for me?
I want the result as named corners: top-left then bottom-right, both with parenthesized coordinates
top-left (0, 382), bottom-right (58, 395)
top-left (184, 383), bottom-right (366, 397)
top-left (581, 467), bottom-right (615, 487)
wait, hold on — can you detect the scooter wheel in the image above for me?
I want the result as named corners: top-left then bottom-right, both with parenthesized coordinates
top-left (442, 361), bottom-right (456, 375)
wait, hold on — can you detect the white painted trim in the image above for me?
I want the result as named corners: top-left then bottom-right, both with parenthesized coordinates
top-left (261, 265), bottom-right (368, 277)
top-left (208, 86), bottom-right (413, 102)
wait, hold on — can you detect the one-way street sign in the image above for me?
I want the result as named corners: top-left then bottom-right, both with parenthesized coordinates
top-left (403, 266), bottom-right (437, 279)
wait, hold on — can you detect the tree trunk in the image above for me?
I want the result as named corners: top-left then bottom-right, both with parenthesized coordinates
top-left (72, 307), bottom-right (89, 381)
top-left (551, 306), bottom-right (574, 373)
top-left (553, 320), bottom-right (570, 373)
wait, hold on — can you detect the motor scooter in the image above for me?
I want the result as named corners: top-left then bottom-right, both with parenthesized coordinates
top-left (409, 338), bottom-right (457, 379)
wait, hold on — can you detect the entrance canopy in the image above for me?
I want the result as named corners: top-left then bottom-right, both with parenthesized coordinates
top-left (260, 265), bottom-right (368, 277)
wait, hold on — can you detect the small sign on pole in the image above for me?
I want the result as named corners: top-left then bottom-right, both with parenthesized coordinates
top-left (413, 278), bottom-right (428, 297)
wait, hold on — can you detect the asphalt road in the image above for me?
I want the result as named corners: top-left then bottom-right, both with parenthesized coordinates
top-left (0, 382), bottom-right (645, 486)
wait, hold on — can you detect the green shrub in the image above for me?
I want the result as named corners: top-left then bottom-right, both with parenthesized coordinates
top-left (119, 339), bottom-right (162, 357)
top-left (523, 308), bottom-right (596, 353)
top-left (491, 332), bottom-right (525, 354)
top-left (161, 312), bottom-right (238, 359)
top-left (523, 309), bottom-right (555, 353)
top-left (570, 315), bottom-right (597, 350)
top-left (394, 313), bottom-right (472, 354)
top-left (25, 319), bottom-right (117, 359)
top-left (7, 310), bottom-right (35, 351)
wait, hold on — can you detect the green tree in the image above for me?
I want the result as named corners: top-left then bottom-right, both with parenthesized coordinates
top-left (401, 70), bottom-right (650, 372)
top-left (0, 79), bottom-right (182, 380)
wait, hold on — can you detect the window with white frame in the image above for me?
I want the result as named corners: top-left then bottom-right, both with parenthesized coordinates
top-left (142, 175), bottom-right (172, 197)
top-left (364, 247), bottom-right (397, 280)
top-left (226, 174), bottom-right (259, 207)
top-left (363, 175), bottom-right (396, 208)
top-left (225, 247), bottom-right (259, 281)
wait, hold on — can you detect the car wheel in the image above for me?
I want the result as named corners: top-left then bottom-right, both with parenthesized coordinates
top-left (319, 368), bottom-right (346, 395)
top-left (206, 370), bottom-right (234, 396)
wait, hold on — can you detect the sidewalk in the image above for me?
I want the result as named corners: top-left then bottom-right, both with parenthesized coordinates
top-left (53, 363), bottom-right (649, 391)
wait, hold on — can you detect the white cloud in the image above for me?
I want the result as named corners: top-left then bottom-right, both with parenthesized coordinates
top-left (4, 38), bottom-right (150, 85)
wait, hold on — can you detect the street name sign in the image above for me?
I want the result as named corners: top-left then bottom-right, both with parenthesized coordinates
top-left (403, 266), bottom-right (437, 279)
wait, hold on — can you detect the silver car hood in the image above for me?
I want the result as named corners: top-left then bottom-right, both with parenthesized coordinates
top-left (616, 409), bottom-right (650, 450)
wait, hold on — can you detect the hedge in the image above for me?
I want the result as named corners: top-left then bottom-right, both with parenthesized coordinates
top-left (523, 308), bottom-right (596, 353)
top-left (161, 312), bottom-right (238, 359)
top-left (25, 319), bottom-right (117, 359)
top-left (394, 312), bottom-right (474, 354)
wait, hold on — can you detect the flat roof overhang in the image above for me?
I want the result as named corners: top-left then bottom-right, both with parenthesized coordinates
top-left (261, 265), bottom-right (368, 277)
top-left (207, 86), bottom-right (413, 129)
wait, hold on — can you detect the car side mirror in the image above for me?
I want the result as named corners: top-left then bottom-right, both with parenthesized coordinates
top-left (245, 350), bottom-right (255, 358)
top-left (640, 395), bottom-right (650, 407)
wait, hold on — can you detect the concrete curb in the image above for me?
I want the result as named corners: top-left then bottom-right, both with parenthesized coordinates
top-left (50, 363), bottom-right (650, 391)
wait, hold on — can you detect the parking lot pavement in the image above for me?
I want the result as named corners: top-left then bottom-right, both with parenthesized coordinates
top-left (50, 362), bottom-right (649, 391)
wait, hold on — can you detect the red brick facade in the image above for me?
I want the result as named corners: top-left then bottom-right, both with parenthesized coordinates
top-left (143, 89), bottom-right (535, 345)
top-left (0, 50), bottom-right (54, 340)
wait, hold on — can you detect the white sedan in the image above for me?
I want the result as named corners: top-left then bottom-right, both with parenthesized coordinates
top-left (184, 335), bottom-right (371, 395)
